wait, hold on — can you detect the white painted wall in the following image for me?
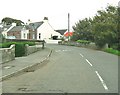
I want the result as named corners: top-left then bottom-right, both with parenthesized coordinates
top-left (37, 20), bottom-right (61, 40)
top-left (21, 27), bottom-right (29, 39)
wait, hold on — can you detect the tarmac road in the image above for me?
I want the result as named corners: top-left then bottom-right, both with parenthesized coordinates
top-left (2, 44), bottom-right (118, 93)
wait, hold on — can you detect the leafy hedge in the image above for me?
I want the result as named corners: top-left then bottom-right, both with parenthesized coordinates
top-left (104, 48), bottom-right (120, 56)
top-left (76, 40), bottom-right (91, 45)
top-left (0, 42), bottom-right (35, 57)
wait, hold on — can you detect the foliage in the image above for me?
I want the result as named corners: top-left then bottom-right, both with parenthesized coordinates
top-left (0, 42), bottom-right (35, 57)
top-left (92, 5), bottom-right (118, 48)
top-left (1, 17), bottom-right (24, 26)
top-left (72, 18), bottom-right (93, 41)
top-left (15, 43), bottom-right (25, 57)
top-left (71, 5), bottom-right (118, 49)
top-left (104, 48), bottom-right (120, 56)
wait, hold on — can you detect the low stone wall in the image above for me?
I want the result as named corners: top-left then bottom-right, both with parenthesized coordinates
top-left (59, 41), bottom-right (108, 50)
top-left (0, 44), bottom-right (43, 64)
top-left (25, 44), bottom-right (42, 56)
top-left (0, 45), bottom-right (15, 64)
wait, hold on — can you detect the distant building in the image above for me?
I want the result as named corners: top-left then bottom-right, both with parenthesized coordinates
top-left (1, 17), bottom-right (64, 42)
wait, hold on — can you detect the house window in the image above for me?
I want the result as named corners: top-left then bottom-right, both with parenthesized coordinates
top-left (39, 33), bottom-right (41, 39)
top-left (24, 33), bottom-right (26, 38)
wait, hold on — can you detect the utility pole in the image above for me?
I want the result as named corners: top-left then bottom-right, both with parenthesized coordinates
top-left (68, 13), bottom-right (70, 41)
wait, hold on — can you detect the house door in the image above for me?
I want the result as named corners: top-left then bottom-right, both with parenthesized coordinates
top-left (27, 33), bottom-right (30, 39)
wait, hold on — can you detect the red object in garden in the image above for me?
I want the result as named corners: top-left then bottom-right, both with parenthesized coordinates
top-left (64, 32), bottom-right (73, 37)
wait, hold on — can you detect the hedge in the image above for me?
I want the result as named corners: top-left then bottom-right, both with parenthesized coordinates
top-left (0, 42), bottom-right (35, 57)
top-left (104, 48), bottom-right (120, 56)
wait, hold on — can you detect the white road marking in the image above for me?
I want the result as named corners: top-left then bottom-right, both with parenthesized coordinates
top-left (56, 50), bottom-right (71, 52)
top-left (95, 71), bottom-right (108, 91)
top-left (55, 50), bottom-right (61, 52)
top-left (85, 59), bottom-right (93, 66)
top-left (80, 53), bottom-right (84, 57)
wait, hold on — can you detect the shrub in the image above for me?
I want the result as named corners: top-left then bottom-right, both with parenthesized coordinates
top-left (1, 41), bottom-right (36, 57)
top-left (15, 43), bottom-right (25, 57)
top-left (104, 48), bottom-right (120, 56)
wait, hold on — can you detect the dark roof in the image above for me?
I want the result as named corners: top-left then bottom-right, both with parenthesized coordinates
top-left (55, 29), bottom-right (67, 35)
top-left (9, 26), bottom-right (24, 32)
top-left (29, 21), bottom-right (44, 30)
top-left (3, 25), bottom-right (12, 29)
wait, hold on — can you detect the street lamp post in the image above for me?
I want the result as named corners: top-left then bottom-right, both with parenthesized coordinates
top-left (68, 13), bottom-right (70, 41)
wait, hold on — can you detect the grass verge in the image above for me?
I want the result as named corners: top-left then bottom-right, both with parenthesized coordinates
top-left (104, 48), bottom-right (120, 56)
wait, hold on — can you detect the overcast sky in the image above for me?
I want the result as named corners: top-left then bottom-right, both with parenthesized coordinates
top-left (0, 0), bottom-right (119, 31)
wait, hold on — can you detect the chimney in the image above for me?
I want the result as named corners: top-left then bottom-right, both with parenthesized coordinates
top-left (27, 19), bottom-right (31, 25)
top-left (44, 17), bottom-right (48, 20)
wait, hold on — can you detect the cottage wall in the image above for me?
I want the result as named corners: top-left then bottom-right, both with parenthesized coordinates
top-left (37, 20), bottom-right (61, 40)
top-left (7, 31), bottom-right (21, 39)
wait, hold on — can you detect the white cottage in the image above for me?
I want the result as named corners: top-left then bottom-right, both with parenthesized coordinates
top-left (37, 17), bottom-right (62, 40)
top-left (1, 17), bottom-right (62, 43)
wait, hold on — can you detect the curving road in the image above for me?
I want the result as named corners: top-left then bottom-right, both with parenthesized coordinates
top-left (2, 44), bottom-right (118, 93)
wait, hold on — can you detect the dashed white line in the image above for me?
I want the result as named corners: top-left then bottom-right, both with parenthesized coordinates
top-left (95, 71), bottom-right (108, 91)
top-left (85, 59), bottom-right (93, 66)
top-left (80, 53), bottom-right (84, 57)
top-left (79, 53), bottom-right (108, 91)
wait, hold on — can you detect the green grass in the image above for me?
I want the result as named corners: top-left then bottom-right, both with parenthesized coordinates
top-left (104, 48), bottom-right (120, 56)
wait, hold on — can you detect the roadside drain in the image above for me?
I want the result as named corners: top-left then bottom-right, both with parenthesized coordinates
top-left (17, 87), bottom-right (34, 92)
top-left (25, 70), bottom-right (35, 72)
top-left (18, 88), bottom-right (27, 91)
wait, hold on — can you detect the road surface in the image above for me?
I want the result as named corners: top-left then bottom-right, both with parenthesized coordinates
top-left (2, 44), bottom-right (118, 93)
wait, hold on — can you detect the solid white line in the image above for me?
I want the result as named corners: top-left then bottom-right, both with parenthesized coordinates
top-left (85, 59), bottom-right (93, 66)
top-left (80, 53), bottom-right (84, 57)
top-left (95, 71), bottom-right (108, 91)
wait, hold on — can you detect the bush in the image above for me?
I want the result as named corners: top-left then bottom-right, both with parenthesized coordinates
top-left (104, 48), bottom-right (120, 56)
top-left (15, 43), bottom-right (25, 57)
top-left (1, 42), bottom-right (36, 57)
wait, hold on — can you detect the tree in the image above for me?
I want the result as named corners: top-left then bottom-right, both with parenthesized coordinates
top-left (117, 7), bottom-right (120, 50)
top-left (72, 18), bottom-right (93, 41)
top-left (1, 17), bottom-right (24, 26)
top-left (71, 5), bottom-right (118, 50)
top-left (92, 5), bottom-right (118, 48)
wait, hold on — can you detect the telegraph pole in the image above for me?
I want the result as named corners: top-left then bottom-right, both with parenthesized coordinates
top-left (68, 13), bottom-right (70, 41)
